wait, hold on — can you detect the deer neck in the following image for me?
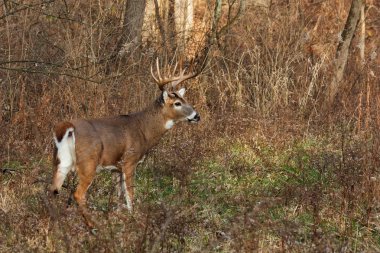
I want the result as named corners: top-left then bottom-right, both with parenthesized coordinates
top-left (137, 98), bottom-right (173, 149)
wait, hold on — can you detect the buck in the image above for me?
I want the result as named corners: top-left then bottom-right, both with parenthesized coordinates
top-left (50, 59), bottom-right (201, 227)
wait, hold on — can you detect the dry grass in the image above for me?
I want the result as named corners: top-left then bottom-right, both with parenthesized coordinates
top-left (1, 0), bottom-right (380, 252)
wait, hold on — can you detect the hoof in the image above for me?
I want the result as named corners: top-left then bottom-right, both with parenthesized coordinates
top-left (49, 185), bottom-right (59, 195)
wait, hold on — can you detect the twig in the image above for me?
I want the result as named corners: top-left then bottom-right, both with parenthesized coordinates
top-left (0, 66), bottom-right (103, 84)
top-left (1, 168), bottom-right (17, 175)
top-left (0, 0), bottom-right (56, 20)
top-left (150, 205), bottom-right (198, 253)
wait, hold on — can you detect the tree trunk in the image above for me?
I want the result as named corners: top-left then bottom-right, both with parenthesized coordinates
top-left (167, 0), bottom-right (176, 55)
top-left (153, 0), bottom-right (176, 56)
top-left (359, 1), bottom-right (365, 66)
top-left (118, 0), bottom-right (147, 56)
top-left (175, 0), bottom-right (193, 53)
top-left (327, 0), bottom-right (362, 106)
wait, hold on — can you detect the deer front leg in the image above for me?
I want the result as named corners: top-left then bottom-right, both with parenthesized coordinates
top-left (121, 162), bottom-right (137, 212)
top-left (74, 162), bottom-right (97, 228)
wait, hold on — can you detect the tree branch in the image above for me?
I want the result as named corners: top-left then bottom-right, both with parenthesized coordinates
top-left (327, 0), bottom-right (362, 106)
top-left (0, 66), bottom-right (103, 84)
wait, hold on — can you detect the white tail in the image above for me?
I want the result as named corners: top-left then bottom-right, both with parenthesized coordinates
top-left (50, 123), bottom-right (76, 193)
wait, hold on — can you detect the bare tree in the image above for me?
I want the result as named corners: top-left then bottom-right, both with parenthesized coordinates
top-left (359, 0), bottom-right (366, 66)
top-left (175, 0), bottom-right (194, 53)
top-left (210, 0), bottom-right (245, 46)
top-left (167, 0), bottom-right (176, 53)
top-left (327, 0), bottom-right (363, 106)
top-left (150, 0), bottom-right (244, 60)
top-left (152, 0), bottom-right (176, 56)
top-left (118, 0), bottom-right (147, 56)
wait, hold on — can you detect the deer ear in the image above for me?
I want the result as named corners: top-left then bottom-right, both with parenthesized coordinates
top-left (162, 91), bottom-right (169, 103)
top-left (178, 87), bottom-right (186, 97)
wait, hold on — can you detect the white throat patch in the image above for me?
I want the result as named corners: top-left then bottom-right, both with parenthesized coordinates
top-left (165, 120), bottom-right (175, 129)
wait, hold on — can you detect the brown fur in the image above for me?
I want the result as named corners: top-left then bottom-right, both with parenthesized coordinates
top-left (54, 121), bottom-right (75, 142)
top-left (53, 147), bottom-right (59, 167)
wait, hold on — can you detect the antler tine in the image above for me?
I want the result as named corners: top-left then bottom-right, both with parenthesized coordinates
top-left (171, 68), bottom-right (186, 88)
top-left (151, 57), bottom-right (201, 91)
top-left (151, 65), bottom-right (166, 91)
top-left (151, 58), bottom-right (170, 91)
top-left (150, 65), bottom-right (159, 83)
top-left (171, 67), bottom-right (198, 88)
top-left (156, 58), bottom-right (162, 81)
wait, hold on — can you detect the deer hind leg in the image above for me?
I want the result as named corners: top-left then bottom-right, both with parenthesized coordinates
top-left (121, 163), bottom-right (136, 212)
top-left (74, 162), bottom-right (97, 228)
top-left (50, 161), bottom-right (73, 194)
top-left (66, 173), bottom-right (78, 207)
top-left (50, 127), bottom-right (76, 194)
top-left (110, 168), bottom-right (122, 199)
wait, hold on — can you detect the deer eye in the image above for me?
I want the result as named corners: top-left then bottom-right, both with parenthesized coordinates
top-left (174, 102), bottom-right (182, 107)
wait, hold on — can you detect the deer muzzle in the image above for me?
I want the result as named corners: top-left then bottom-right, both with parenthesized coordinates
top-left (187, 111), bottom-right (200, 123)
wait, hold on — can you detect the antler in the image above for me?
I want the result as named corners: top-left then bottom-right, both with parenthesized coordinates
top-left (151, 58), bottom-right (200, 91)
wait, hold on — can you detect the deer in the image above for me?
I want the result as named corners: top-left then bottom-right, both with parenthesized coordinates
top-left (49, 58), bottom-right (202, 228)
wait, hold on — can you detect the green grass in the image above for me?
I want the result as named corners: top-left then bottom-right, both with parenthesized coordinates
top-left (1, 134), bottom-right (379, 252)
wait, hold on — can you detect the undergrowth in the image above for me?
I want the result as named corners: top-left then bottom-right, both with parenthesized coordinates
top-left (1, 0), bottom-right (380, 252)
top-left (1, 126), bottom-right (380, 252)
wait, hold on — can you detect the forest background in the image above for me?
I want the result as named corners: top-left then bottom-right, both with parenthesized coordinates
top-left (1, 0), bottom-right (380, 252)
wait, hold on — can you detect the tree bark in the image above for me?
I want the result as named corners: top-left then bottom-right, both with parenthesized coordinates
top-left (118, 0), bottom-right (147, 56)
top-left (359, 1), bottom-right (365, 66)
top-left (175, 0), bottom-right (193, 53)
top-left (327, 0), bottom-right (362, 106)
top-left (167, 0), bottom-right (176, 55)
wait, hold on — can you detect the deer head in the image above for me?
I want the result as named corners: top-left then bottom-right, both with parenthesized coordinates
top-left (151, 58), bottom-right (201, 128)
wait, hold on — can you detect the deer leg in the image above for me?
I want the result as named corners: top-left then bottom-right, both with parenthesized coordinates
top-left (74, 163), bottom-right (97, 228)
top-left (110, 168), bottom-right (122, 199)
top-left (50, 161), bottom-right (74, 194)
top-left (121, 163), bottom-right (136, 212)
top-left (66, 172), bottom-right (77, 207)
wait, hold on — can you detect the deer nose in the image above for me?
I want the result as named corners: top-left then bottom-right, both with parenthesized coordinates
top-left (194, 113), bottom-right (200, 122)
